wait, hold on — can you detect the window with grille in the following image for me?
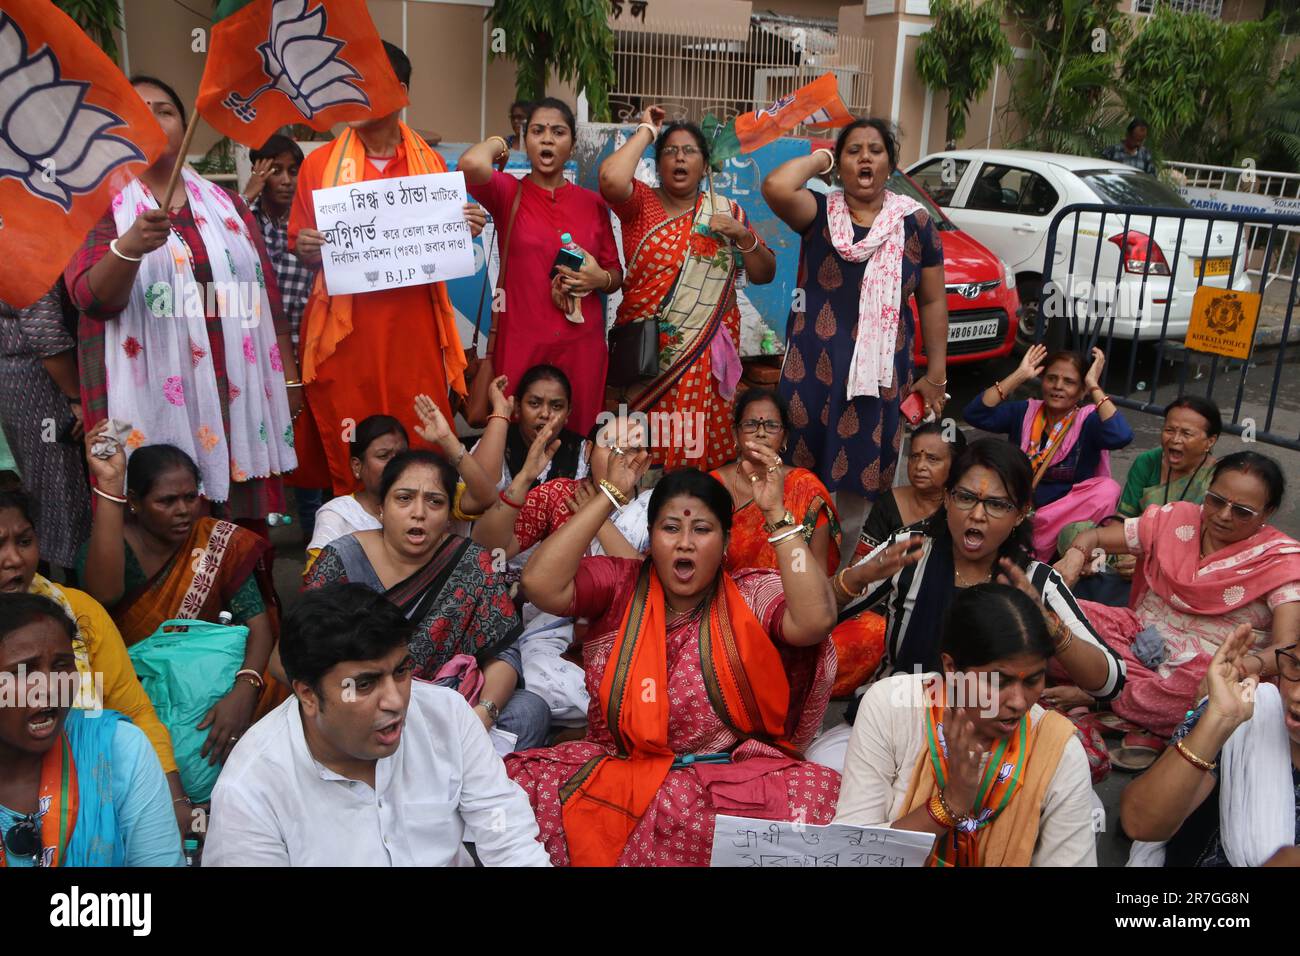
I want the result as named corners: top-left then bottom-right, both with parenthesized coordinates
top-left (1132, 0), bottom-right (1223, 17)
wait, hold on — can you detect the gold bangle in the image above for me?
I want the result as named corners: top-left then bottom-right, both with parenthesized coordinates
top-left (603, 269), bottom-right (615, 292)
top-left (835, 567), bottom-right (866, 600)
top-left (598, 478), bottom-right (630, 507)
top-left (1174, 739), bottom-right (1217, 773)
top-left (935, 789), bottom-right (964, 827)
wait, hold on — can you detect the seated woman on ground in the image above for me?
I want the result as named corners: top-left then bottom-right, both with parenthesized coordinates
top-left (1057, 451), bottom-right (1300, 741)
top-left (856, 420), bottom-right (967, 556)
top-left (1120, 626), bottom-right (1299, 867)
top-left (305, 415), bottom-right (409, 565)
top-left (468, 366), bottom-right (590, 498)
top-left (471, 413), bottom-right (653, 730)
top-left (0, 488), bottom-right (190, 834)
top-left (710, 387), bottom-right (840, 574)
top-left (808, 438), bottom-right (1125, 775)
top-left (505, 463), bottom-right (842, 866)
top-left (76, 427), bottom-right (279, 771)
top-left (302, 449), bottom-right (549, 751)
top-left (963, 345), bottom-right (1133, 561)
top-left (1057, 395), bottom-right (1220, 607)
top-left (834, 583), bottom-right (1098, 866)
top-left (0, 593), bottom-right (183, 866)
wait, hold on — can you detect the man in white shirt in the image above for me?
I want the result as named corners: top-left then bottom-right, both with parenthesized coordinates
top-left (204, 583), bottom-right (550, 866)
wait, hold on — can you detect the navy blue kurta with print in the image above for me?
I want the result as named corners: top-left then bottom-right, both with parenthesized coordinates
top-left (778, 191), bottom-right (943, 499)
top-left (962, 397), bottom-right (1134, 508)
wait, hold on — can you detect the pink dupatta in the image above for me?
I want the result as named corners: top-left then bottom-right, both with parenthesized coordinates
top-left (1021, 400), bottom-right (1119, 560)
top-left (1128, 500), bottom-right (1300, 614)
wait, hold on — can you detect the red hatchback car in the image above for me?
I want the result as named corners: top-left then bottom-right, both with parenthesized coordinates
top-left (887, 170), bottom-right (1022, 368)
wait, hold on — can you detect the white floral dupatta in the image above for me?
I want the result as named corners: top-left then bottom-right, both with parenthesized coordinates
top-left (825, 188), bottom-right (922, 401)
top-left (107, 169), bottom-right (296, 502)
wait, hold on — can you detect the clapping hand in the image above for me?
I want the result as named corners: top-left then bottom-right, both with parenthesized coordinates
top-left (640, 105), bottom-right (666, 134)
top-left (1084, 347), bottom-right (1106, 393)
top-left (737, 441), bottom-right (786, 516)
top-left (521, 418), bottom-right (563, 484)
top-left (488, 375), bottom-right (514, 419)
top-left (848, 534), bottom-right (924, 589)
top-left (243, 157), bottom-right (274, 202)
top-left (1018, 343), bottom-right (1047, 383)
top-left (1203, 624), bottom-right (1258, 729)
top-left (708, 212), bottom-right (749, 244)
top-left (605, 439), bottom-right (651, 501)
top-left (413, 393), bottom-right (457, 452)
top-left (940, 706), bottom-right (989, 817)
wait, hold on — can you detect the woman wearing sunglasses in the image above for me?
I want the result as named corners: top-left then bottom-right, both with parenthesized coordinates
top-left (1059, 451), bottom-right (1300, 742)
top-left (807, 438), bottom-right (1124, 773)
top-left (0, 593), bottom-right (183, 866)
top-left (598, 107), bottom-right (776, 471)
top-left (1121, 624), bottom-right (1300, 867)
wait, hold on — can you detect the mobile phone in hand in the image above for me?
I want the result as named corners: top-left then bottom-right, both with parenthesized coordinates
top-left (900, 391), bottom-right (925, 427)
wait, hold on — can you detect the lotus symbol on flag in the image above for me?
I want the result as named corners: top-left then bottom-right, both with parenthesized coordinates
top-left (0, 13), bottom-right (146, 212)
top-left (222, 0), bottom-right (370, 123)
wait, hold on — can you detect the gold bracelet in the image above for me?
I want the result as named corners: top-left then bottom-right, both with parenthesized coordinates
top-left (598, 479), bottom-right (630, 507)
top-left (936, 788), bottom-right (967, 828)
top-left (488, 135), bottom-right (508, 157)
top-left (1174, 739), bottom-right (1217, 773)
top-left (834, 567), bottom-right (866, 600)
top-left (603, 269), bottom-right (615, 292)
top-left (926, 793), bottom-right (956, 829)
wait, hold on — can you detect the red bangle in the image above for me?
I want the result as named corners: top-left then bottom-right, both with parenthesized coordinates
top-left (993, 380), bottom-right (1007, 402)
top-left (499, 489), bottom-right (524, 510)
top-left (487, 414), bottom-right (511, 425)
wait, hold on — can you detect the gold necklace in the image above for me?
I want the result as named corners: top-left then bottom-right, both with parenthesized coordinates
top-left (954, 564), bottom-right (992, 588)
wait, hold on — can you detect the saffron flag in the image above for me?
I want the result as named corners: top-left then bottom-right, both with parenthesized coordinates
top-left (0, 0), bottom-right (165, 308)
top-left (706, 73), bottom-right (854, 169)
top-left (197, 0), bottom-right (408, 148)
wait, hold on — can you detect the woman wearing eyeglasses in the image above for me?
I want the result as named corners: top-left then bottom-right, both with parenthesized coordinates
top-left (598, 107), bottom-right (777, 471)
top-left (1057, 395), bottom-right (1221, 607)
top-left (1121, 625), bottom-right (1300, 867)
top-left (0, 593), bottom-right (183, 867)
top-left (1058, 451), bottom-right (1300, 742)
top-left (807, 438), bottom-right (1124, 774)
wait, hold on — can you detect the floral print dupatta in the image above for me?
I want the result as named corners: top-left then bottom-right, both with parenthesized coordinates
top-left (618, 188), bottom-right (743, 413)
top-left (106, 170), bottom-right (296, 503)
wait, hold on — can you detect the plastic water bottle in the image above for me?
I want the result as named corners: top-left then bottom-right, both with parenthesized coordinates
top-left (218, 610), bottom-right (233, 626)
top-left (184, 838), bottom-right (200, 867)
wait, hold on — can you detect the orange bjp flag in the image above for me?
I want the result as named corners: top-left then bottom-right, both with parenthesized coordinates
top-left (197, 0), bottom-right (408, 148)
top-left (0, 0), bottom-right (165, 308)
top-left (734, 72), bottom-right (855, 153)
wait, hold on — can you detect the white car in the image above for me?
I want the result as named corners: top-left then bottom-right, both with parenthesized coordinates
top-left (905, 149), bottom-right (1253, 343)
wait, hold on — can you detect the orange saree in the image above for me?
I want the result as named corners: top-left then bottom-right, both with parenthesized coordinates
top-left (559, 561), bottom-right (800, 867)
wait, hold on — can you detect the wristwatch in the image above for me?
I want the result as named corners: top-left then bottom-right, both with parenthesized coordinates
top-left (763, 510), bottom-right (796, 534)
top-left (478, 699), bottom-right (500, 725)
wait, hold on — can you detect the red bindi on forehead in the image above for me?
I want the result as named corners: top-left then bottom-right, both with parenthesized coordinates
top-left (683, 509), bottom-right (691, 516)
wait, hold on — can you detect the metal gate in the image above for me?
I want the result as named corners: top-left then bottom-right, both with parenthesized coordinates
top-left (1035, 202), bottom-right (1300, 451)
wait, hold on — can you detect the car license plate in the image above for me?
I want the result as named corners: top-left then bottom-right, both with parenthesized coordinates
top-left (1192, 257), bottom-right (1232, 277)
top-left (948, 318), bottom-right (1000, 343)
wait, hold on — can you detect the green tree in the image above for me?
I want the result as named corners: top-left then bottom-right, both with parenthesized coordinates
top-left (915, 0), bottom-right (1013, 149)
top-left (487, 0), bottom-right (616, 121)
top-left (1004, 0), bottom-right (1131, 155)
top-left (56, 0), bottom-right (122, 63)
top-left (1120, 9), bottom-right (1289, 169)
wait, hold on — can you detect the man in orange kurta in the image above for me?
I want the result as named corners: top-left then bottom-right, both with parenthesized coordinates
top-left (287, 43), bottom-right (480, 493)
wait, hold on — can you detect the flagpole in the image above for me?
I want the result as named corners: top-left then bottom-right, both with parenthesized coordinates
top-left (161, 105), bottom-right (203, 210)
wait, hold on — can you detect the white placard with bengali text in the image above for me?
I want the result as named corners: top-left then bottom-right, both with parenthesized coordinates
top-left (709, 814), bottom-right (935, 868)
top-left (313, 171), bottom-right (475, 295)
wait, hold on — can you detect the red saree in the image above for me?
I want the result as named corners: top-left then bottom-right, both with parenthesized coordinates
top-left (713, 466), bottom-right (841, 574)
top-left (506, 556), bottom-right (839, 866)
top-left (611, 181), bottom-right (762, 472)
